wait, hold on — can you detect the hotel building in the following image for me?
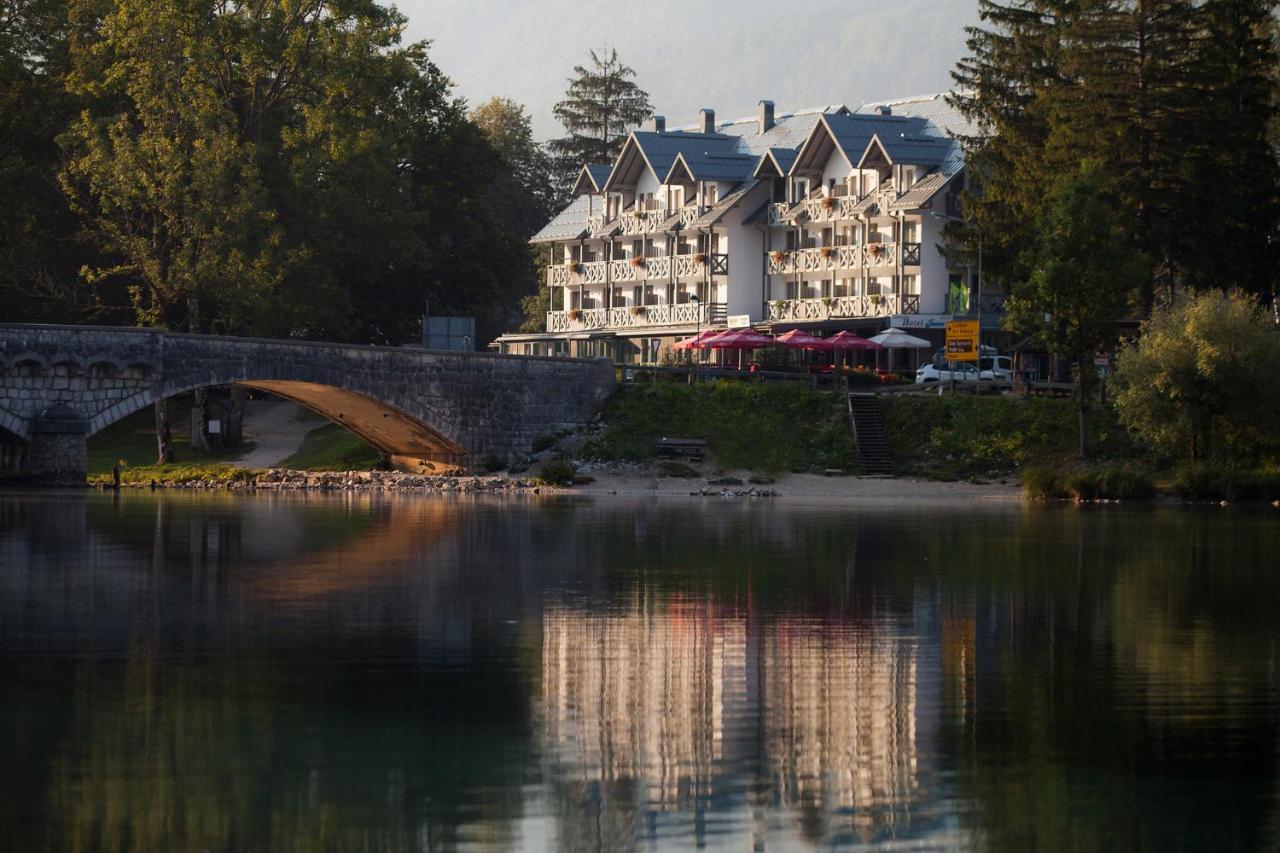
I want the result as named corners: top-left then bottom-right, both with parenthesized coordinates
top-left (495, 94), bottom-right (987, 360)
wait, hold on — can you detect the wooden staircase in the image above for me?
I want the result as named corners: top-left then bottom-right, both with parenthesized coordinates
top-left (847, 393), bottom-right (892, 475)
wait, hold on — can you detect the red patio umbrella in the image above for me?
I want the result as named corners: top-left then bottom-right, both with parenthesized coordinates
top-left (827, 330), bottom-right (884, 351)
top-left (672, 330), bottom-right (722, 350)
top-left (775, 329), bottom-right (836, 351)
top-left (707, 329), bottom-right (778, 350)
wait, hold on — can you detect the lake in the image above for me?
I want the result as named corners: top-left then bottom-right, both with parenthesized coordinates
top-left (1, 491), bottom-right (1278, 851)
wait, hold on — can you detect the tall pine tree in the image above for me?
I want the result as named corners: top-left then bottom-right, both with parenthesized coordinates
top-left (1186, 0), bottom-right (1280, 304)
top-left (949, 1), bottom-right (1075, 292)
top-left (549, 49), bottom-right (652, 194)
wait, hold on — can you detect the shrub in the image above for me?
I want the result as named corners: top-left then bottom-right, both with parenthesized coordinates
top-left (1094, 466), bottom-right (1155, 500)
top-left (532, 431), bottom-right (568, 453)
top-left (1022, 465), bottom-right (1153, 501)
top-left (1113, 290), bottom-right (1280, 463)
top-left (1021, 466), bottom-right (1066, 499)
top-left (534, 458), bottom-right (578, 487)
top-left (1175, 465), bottom-right (1280, 502)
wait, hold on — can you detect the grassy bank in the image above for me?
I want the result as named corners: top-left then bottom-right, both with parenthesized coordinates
top-left (279, 423), bottom-right (382, 471)
top-left (881, 394), bottom-right (1142, 481)
top-left (87, 402), bottom-right (253, 476)
top-left (583, 382), bottom-right (857, 473)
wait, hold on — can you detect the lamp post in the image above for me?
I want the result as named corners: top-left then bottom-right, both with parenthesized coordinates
top-left (690, 294), bottom-right (701, 384)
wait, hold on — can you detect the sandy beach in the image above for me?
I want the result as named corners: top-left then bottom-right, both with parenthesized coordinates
top-left (573, 465), bottom-right (1021, 503)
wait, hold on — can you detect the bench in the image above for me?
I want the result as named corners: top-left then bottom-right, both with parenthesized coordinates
top-left (655, 437), bottom-right (707, 460)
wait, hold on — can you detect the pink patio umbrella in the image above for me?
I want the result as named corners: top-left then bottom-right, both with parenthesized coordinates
top-left (672, 330), bottom-right (721, 350)
top-left (827, 330), bottom-right (885, 372)
top-left (707, 328), bottom-right (779, 370)
top-left (775, 329), bottom-right (836, 351)
top-left (827, 330), bottom-right (884, 351)
top-left (707, 329), bottom-right (778, 350)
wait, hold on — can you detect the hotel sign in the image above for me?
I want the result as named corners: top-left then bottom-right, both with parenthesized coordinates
top-left (945, 320), bottom-right (980, 362)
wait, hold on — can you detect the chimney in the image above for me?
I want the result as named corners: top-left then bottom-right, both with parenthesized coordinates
top-left (758, 100), bottom-right (775, 133)
top-left (700, 108), bottom-right (716, 134)
top-left (877, 104), bottom-right (893, 116)
top-left (649, 114), bottom-right (666, 132)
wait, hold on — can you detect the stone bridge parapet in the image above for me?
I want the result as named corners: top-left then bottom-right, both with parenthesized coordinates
top-left (0, 324), bottom-right (615, 483)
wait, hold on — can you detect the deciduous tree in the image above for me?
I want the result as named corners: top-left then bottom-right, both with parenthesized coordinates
top-left (1113, 290), bottom-right (1280, 461)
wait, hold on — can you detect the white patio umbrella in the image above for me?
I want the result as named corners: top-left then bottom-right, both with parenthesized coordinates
top-left (869, 327), bottom-right (932, 371)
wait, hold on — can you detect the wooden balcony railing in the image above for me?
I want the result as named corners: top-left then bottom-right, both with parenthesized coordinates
top-left (765, 293), bottom-right (921, 323)
top-left (547, 302), bottom-right (727, 333)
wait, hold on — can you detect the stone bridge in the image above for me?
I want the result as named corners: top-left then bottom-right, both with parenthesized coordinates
top-left (0, 324), bottom-right (615, 483)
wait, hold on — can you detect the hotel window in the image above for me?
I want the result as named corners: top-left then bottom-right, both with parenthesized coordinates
top-left (631, 285), bottom-right (643, 306)
top-left (786, 280), bottom-right (799, 300)
top-left (706, 184), bottom-right (719, 205)
top-left (793, 178), bottom-right (809, 202)
top-left (903, 167), bottom-right (916, 188)
top-left (903, 275), bottom-right (920, 295)
top-left (903, 220), bottom-right (920, 243)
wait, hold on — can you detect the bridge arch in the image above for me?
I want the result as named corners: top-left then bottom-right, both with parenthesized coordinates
top-left (1, 323), bottom-right (614, 482)
top-left (92, 377), bottom-right (468, 468)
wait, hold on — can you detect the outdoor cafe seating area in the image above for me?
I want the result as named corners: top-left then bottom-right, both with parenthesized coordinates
top-left (665, 326), bottom-right (934, 382)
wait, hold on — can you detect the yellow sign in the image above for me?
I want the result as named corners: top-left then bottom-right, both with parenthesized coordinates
top-left (945, 320), bottom-right (980, 362)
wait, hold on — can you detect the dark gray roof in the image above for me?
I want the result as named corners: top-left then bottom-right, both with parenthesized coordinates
top-left (667, 150), bottom-right (758, 183)
top-left (689, 180), bottom-right (762, 227)
top-left (606, 110), bottom-right (826, 189)
top-left (584, 163), bottom-right (611, 188)
top-left (530, 195), bottom-right (592, 244)
top-left (889, 172), bottom-right (955, 211)
top-left (862, 131), bottom-right (952, 168)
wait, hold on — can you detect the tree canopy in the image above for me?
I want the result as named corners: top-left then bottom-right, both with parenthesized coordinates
top-left (952, 0), bottom-right (1280, 314)
top-left (548, 48), bottom-right (652, 194)
top-left (0, 0), bottom-right (546, 348)
top-left (1113, 290), bottom-right (1280, 461)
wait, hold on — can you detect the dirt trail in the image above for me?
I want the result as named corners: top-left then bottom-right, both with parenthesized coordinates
top-left (237, 400), bottom-right (322, 468)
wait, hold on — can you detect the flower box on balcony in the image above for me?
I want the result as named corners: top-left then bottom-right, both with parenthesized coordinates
top-left (821, 196), bottom-right (836, 210)
top-left (693, 252), bottom-right (708, 265)
top-left (819, 246), bottom-right (835, 259)
top-left (565, 260), bottom-right (581, 273)
top-left (629, 256), bottom-right (646, 268)
top-left (867, 244), bottom-right (885, 260)
top-left (630, 305), bottom-right (645, 317)
top-left (566, 309), bottom-right (582, 321)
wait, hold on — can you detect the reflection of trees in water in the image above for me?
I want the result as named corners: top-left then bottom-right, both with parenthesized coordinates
top-left (42, 641), bottom-right (533, 852)
top-left (539, 600), bottom-right (922, 848)
top-left (4, 495), bottom-right (1280, 849)
top-left (931, 507), bottom-right (1280, 851)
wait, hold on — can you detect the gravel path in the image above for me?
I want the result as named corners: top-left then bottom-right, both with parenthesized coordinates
top-left (237, 400), bottom-right (322, 468)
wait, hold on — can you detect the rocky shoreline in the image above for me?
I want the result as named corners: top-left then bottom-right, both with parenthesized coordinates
top-left (99, 469), bottom-right (547, 494)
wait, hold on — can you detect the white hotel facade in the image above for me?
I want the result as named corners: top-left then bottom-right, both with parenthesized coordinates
top-left (495, 94), bottom-right (986, 360)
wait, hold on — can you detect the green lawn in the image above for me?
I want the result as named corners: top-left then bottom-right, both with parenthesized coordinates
top-left (583, 382), bottom-right (859, 474)
top-left (87, 401), bottom-right (253, 476)
top-left (278, 423), bottom-right (382, 471)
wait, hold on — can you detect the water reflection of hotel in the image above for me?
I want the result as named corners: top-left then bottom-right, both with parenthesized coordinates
top-left (540, 597), bottom-right (923, 842)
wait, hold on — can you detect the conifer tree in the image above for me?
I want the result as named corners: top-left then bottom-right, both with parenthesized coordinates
top-left (949, 1), bottom-right (1075, 291)
top-left (549, 49), bottom-right (652, 193)
top-left (1043, 0), bottom-right (1205, 315)
top-left (1185, 0), bottom-right (1280, 303)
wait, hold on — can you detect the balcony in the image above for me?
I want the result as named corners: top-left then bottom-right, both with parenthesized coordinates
top-left (618, 207), bottom-right (670, 235)
top-left (765, 294), bottom-right (921, 323)
top-left (546, 302), bottom-right (727, 334)
top-left (766, 243), bottom-right (922, 275)
top-left (549, 254), bottom-right (726, 288)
